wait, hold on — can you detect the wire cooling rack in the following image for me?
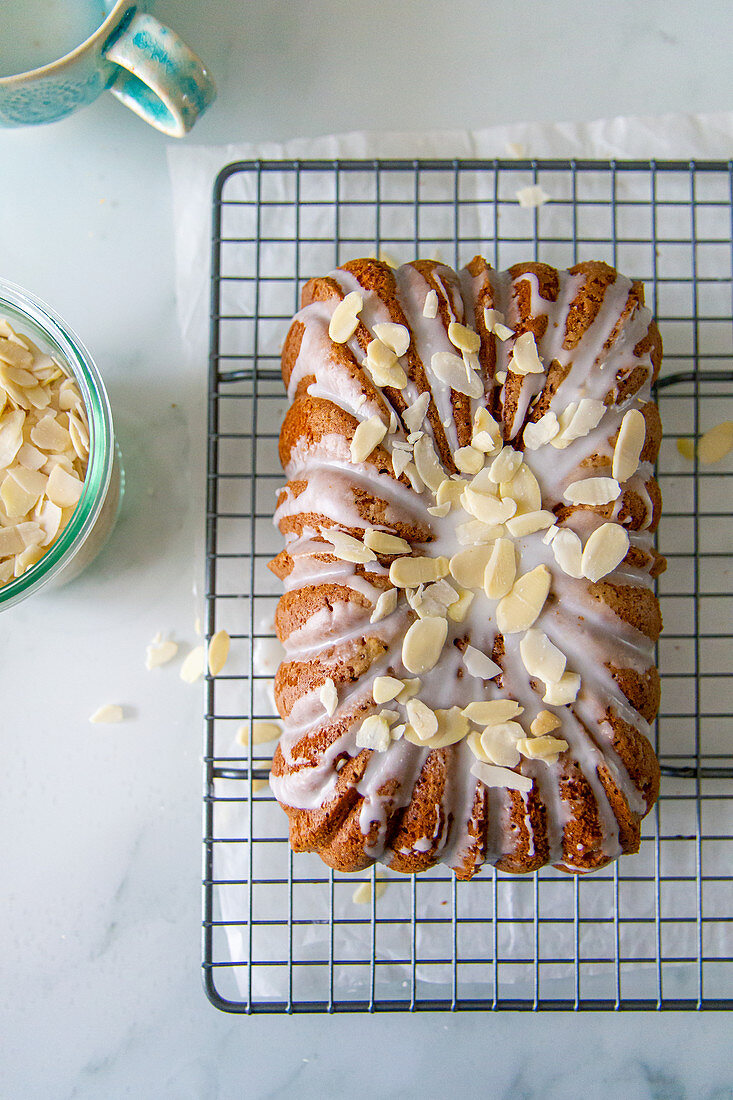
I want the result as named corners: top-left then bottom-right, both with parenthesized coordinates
top-left (204, 159), bottom-right (733, 1013)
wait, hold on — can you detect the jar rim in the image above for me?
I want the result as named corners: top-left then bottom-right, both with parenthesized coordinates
top-left (0, 280), bottom-right (115, 608)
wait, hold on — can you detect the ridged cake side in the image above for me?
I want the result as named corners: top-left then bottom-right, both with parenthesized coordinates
top-left (268, 257), bottom-right (663, 878)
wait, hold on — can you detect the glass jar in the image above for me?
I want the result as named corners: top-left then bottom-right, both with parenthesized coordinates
top-left (0, 280), bottom-right (123, 610)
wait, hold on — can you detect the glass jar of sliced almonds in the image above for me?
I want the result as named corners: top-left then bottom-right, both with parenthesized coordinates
top-left (0, 281), bottom-right (122, 609)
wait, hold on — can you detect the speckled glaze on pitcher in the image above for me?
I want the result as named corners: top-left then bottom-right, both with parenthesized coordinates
top-left (0, 1), bottom-right (216, 136)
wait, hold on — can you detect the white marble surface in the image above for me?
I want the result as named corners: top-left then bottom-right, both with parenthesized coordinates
top-left (2, 2), bottom-right (732, 1097)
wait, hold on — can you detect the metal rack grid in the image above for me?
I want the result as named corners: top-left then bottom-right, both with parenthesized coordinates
top-left (204, 159), bottom-right (733, 1013)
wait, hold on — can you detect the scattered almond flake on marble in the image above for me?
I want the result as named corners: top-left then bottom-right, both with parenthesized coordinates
top-left (145, 638), bottom-right (179, 670)
top-left (180, 644), bottom-right (206, 683)
top-left (208, 630), bottom-right (231, 676)
top-left (462, 644), bottom-right (501, 680)
top-left (320, 676), bottom-right (338, 717)
top-left (470, 759), bottom-right (532, 793)
top-left (89, 704), bottom-right (123, 724)
top-left (352, 880), bottom-right (388, 905)
top-left (563, 476), bottom-right (620, 506)
top-left (698, 421), bottom-right (733, 465)
top-left (370, 588), bottom-right (398, 624)
top-left (516, 183), bottom-right (550, 208)
top-left (236, 720), bottom-right (281, 746)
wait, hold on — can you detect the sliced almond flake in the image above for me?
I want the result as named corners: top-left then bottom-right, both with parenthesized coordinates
top-left (470, 759), bottom-right (532, 793)
top-left (352, 881), bottom-right (388, 905)
top-left (1, 467), bottom-right (47, 516)
top-left (367, 338), bottom-right (398, 372)
top-left (68, 411), bottom-right (89, 457)
top-left (406, 698), bottom-right (438, 741)
top-left (403, 462), bottom-right (424, 494)
top-left (236, 720), bottom-right (281, 746)
top-left (46, 465), bottom-right (82, 508)
top-left (488, 445), bottom-right (522, 484)
top-left (447, 587), bottom-right (474, 622)
top-left (431, 351), bottom-right (483, 399)
top-left (326, 530), bottom-right (377, 564)
top-left (328, 291), bottom-right (363, 343)
top-left (483, 537), bottom-right (516, 599)
top-left (364, 357), bottom-right (408, 391)
top-left (610, 407), bottom-right (646, 482)
top-left (517, 734), bottom-right (568, 764)
top-left (401, 615), bottom-right (448, 674)
top-left (426, 707), bottom-right (470, 748)
top-left (208, 630), bottom-right (231, 676)
top-left (373, 322), bottom-right (410, 357)
top-left (389, 554), bottom-right (449, 588)
top-left (403, 392), bottom-right (430, 434)
top-left (423, 578), bottom-right (459, 608)
top-left (427, 502), bottom-right (450, 518)
top-left (180, 644), bottom-right (206, 683)
top-left (145, 639), bottom-right (179, 670)
top-left (33, 499), bottom-right (63, 545)
top-left (499, 463), bottom-right (541, 513)
top-left (89, 704), bottom-right (124, 724)
top-left (15, 520), bottom-right (44, 548)
top-left (676, 438), bottom-right (695, 460)
top-left (370, 588), bottom-right (398, 624)
top-left (471, 430), bottom-right (501, 454)
top-left (516, 184), bottom-right (550, 208)
top-left (508, 331), bottom-right (544, 375)
top-left (549, 402), bottom-right (578, 449)
top-left (412, 434), bottom-right (445, 491)
top-left (30, 414), bottom-right (70, 451)
top-left (350, 415), bottom-right (387, 464)
top-left (373, 675), bottom-right (404, 704)
top-left (542, 671), bottom-right (581, 706)
top-left (462, 486), bottom-right (516, 526)
top-left (494, 323), bottom-right (514, 342)
top-left (453, 446), bottom-right (484, 474)
top-left (25, 385), bottom-right (51, 410)
top-left (406, 431), bottom-right (423, 444)
top-left (523, 411), bottom-right (560, 449)
top-left (455, 519), bottom-right (503, 546)
top-left (0, 410), bottom-right (25, 467)
top-left (436, 477), bottom-right (466, 508)
top-left (13, 543), bottom-right (43, 575)
top-left (0, 338), bottom-right (33, 370)
top-left (0, 559), bottom-right (14, 585)
top-left (449, 544), bottom-right (494, 589)
top-left (423, 289), bottom-right (438, 319)
top-left (391, 724), bottom-right (406, 740)
top-left (0, 526), bottom-right (25, 556)
top-left (698, 421), bottom-right (733, 465)
top-left (16, 442), bottom-right (46, 471)
top-left (364, 528), bottom-right (411, 555)
top-left (505, 510), bottom-right (556, 538)
top-left (542, 524), bottom-right (559, 545)
top-left (396, 677), bottom-right (421, 704)
top-left (3, 364), bottom-right (37, 387)
top-left (519, 629), bottom-right (566, 684)
top-left (495, 370), bottom-right (507, 384)
top-left (463, 700), bottom-right (522, 725)
top-left (0, 369), bottom-right (30, 409)
top-left (463, 645), bottom-right (501, 680)
top-left (479, 722), bottom-right (525, 767)
top-left (581, 522), bottom-right (629, 582)
top-left (355, 714), bottom-right (391, 752)
top-left (563, 477), bottom-right (620, 507)
top-left (496, 565), bottom-right (551, 634)
top-left (551, 528), bottom-right (583, 578)
top-left (388, 410), bottom-right (399, 435)
top-left (320, 676), bottom-right (338, 717)
top-left (448, 321), bottom-right (481, 354)
top-left (531, 710), bottom-right (562, 736)
top-left (354, 394), bottom-right (367, 412)
top-left (58, 378), bottom-right (81, 410)
top-left (483, 308), bottom-right (507, 335)
top-left (392, 447), bottom-right (412, 479)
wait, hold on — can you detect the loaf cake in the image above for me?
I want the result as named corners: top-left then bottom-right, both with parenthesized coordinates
top-left (268, 257), bottom-right (664, 878)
